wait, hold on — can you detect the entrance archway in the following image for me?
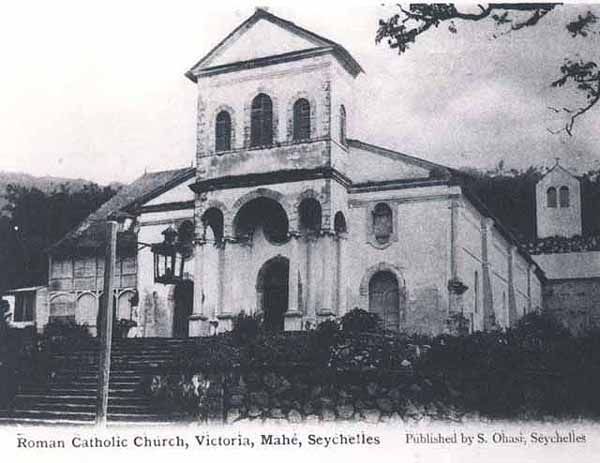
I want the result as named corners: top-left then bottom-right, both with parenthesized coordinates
top-left (368, 271), bottom-right (400, 331)
top-left (257, 257), bottom-right (289, 332)
top-left (173, 280), bottom-right (194, 338)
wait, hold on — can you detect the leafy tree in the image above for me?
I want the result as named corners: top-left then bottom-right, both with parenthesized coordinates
top-left (377, 3), bottom-right (600, 135)
top-left (0, 183), bottom-right (117, 290)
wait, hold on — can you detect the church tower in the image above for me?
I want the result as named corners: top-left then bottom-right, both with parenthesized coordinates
top-left (184, 8), bottom-right (363, 335)
top-left (185, 7), bottom-right (363, 184)
top-left (535, 160), bottom-right (582, 238)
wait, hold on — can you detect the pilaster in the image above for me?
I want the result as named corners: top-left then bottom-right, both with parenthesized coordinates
top-left (507, 245), bottom-right (518, 327)
top-left (285, 231), bottom-right (303, 331)
top-left (481, 217), bottom-right (496, 330)
top-left (189, 239), bottom-right (208, 337)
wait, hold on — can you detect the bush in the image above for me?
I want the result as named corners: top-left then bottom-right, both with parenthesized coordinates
top-left (340, 308), bottom-right (381, 334)
top-left (231, 311), bottom-right (263, 345)
top-left (512, 311), bottom-right (571, 343)
top-left (42, 319), bottom-right (92, 351)
top-left (114, 319), bottom-right (137, 339)
top-left (141, 373), bottom-right (211, 418)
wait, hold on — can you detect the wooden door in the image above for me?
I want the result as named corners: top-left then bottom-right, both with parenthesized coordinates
top-left (368, 271), bottom-right (400, 331)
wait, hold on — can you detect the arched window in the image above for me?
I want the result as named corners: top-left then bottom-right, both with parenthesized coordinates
top-left (334, 211), bottom-right (347, 234)
top-left (372, 203), bottom-right (393, 244)
top-left (202, 208), bottom-right (224, 244)
top-left (339, 105), bottom-right (347, 146)
top-left (250, 93), bottom-right (273, 147)
top-left (215, 111), bottom-right (231, 152)
top-left (547, 187), bottom-right (557, 208)
top-left (293, 98), bottom-right (311, 141)
top-left (559, 186), bottom-right (570, 208)
top-left (298, 198), bottom-right (322, 233)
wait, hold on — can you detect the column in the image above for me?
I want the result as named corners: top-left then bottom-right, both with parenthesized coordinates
top-left (335, 232), bottom-right (347, 315)
top-left (317, 230), bottom-right (336, 323)
top-left (284, 231), bottom-right (303, 331)
top-left (216, 240), bottom-right (234, 332)
top-left (189, 240), bottom-right (208, 337)
top-left (481, 218), bottom-right (496, 330)
top-left (304, 233), bottom-right (316, 325)
top-left (507, 245), bottom-right (518, 327)
top-left (527, 264), bottom-right (534, 314)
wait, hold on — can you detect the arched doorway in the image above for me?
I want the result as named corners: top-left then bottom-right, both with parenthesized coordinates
top-left (257, 257), bottom-right (289, 332)
top-left (173, 280), bottom-right (194, 338)
top-left (368, 271), bottom-right (400, 331)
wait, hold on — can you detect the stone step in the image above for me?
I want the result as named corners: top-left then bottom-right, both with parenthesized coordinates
top-left (13, 402), bottom-right (159, 415)
top-left (5, 409), bottom-right (96, 421)
top-left (14, 393), bottom-right (151, 404)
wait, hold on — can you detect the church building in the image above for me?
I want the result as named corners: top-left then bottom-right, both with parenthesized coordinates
top-left (14, 8), bottom-right (546, 337)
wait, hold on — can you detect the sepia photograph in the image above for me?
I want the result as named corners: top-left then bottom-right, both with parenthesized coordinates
top-left (1, 1), bottom-right (600, 461)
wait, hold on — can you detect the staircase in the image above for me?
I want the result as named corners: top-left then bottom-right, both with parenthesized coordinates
top-left (0, 338), bottom-right (206, 425)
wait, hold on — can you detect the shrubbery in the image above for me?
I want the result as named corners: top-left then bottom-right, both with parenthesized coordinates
top-left (41, 319), bottom-right (93, 352)
top-left (0, 301), bottom-right (46, 409)
top-left (340, 308), bottom-right (381, 334)
top-left (231, 311), bottom-right (263, 345)
top-left (140, 309), bottom-right (600, 421)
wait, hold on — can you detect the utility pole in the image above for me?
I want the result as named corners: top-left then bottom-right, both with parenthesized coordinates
top-left (96, 221), bottom-right (117, 426)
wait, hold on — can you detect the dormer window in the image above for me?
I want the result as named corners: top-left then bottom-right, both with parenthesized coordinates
top-left (215, 111), bottom-right (232, 152)
top-left (559, 186), bottom-right (570, 208)
top-left (293, 98), bottom-right (311, 141)
top-left (547, 187), bottom-right (557, 208)
top-left (250, 93), bottom-right (273, 147)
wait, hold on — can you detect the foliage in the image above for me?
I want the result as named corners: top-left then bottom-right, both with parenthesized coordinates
top-left (376, 4), bottom-right (600, 135)
top-left (340, 308), bottom-right (382, 334)
top-left (314, 318), bottom-right (341, 343)
top-left (230, 311), bottom-right (263, 345)
top-left (140, 373), bottom-right (211, 418)
top-left (41, 319), bottom-right (93, 352)
top-left (455, 166), bottom-right (542, 242)
top-left (138, 310), bottom-right (600, 420)
top-left (456, 166), bottom-right (600, 243)
top-left (0, 182), bottom-right (118, 289)
top-left (114, 318), bottom-right (137, 340)
top-left (0, 326), bottom-right (43, 410)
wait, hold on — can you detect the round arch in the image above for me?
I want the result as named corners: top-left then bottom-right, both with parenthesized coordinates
top-left (286, 91), bottom-right (318, 141)
top-left (255, 255), bottom-right (289, 332)
top-left (359, 262), bottom-right (406, 302)
top-left (230, 188), bottom-right (293, 233)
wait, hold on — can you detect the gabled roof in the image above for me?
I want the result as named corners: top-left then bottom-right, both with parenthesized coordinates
top-left (185, 8), bottom-right (363, 81)
top-left (538, 159), bottom-right (579, 182)
top-left (48, 167), bottom-right (196, 256)
top-left (348, 139), bottom-right (450, 173)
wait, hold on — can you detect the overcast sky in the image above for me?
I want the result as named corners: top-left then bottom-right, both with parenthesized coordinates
top-left (1, 1), bottom-right (600, 184)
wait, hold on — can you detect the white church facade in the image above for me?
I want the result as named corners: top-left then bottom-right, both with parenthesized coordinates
top-left (15, 9), bottom-right (546, 337)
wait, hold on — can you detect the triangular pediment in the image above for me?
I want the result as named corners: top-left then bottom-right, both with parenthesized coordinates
top-left (205, 18), bottom-right (321, 68)
top-left (186, 8), bottom-right (362, 80)
top-left (347, 140), bottom-right (449, 183)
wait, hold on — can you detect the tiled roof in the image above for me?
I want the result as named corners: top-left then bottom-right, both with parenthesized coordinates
top-left (48, 167), bottom-right (195, 256)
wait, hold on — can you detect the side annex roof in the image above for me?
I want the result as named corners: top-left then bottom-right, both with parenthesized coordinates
top-left (48, 167), bottom-right (196, 256)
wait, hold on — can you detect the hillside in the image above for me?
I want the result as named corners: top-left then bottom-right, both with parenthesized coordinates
top-left (0, 172), bottom-right (122, 291)
top-left (0, 171), bottom-right (122, 216)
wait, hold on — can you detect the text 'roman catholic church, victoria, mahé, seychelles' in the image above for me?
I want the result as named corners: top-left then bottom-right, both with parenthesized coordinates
top-left (15, 7), bottom-right (600, 339)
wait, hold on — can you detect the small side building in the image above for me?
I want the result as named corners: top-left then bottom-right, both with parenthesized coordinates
top-left (529, 160), bottom-right (600, 334)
